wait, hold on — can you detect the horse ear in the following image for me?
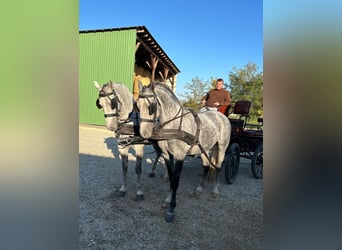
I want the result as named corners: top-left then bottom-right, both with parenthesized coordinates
top-left (109, 80), bottom-right (113, 88)
top-left (94, 81), bottom-right (101, 90)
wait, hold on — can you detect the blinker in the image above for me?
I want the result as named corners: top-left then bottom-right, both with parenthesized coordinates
top-left (96, 99), bottom-right (102, 109)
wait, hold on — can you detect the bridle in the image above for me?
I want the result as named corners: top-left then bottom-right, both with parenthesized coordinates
top-left (96, 89), bottom-right (121, 119)
top-left (96, 86), bottom-right (140, 138)
top-left (137, 92), bottom-right (159, 123)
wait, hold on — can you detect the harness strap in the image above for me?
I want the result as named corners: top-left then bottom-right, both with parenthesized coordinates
top-left (186, 110), bottom-right (200, 154)
top-left (185, 110), bottom-right (218, 169)
top-left (150, 129), bottom-right (219, 170)
top-left (151, 129), bottom-right (195, 142)
top-left (197, 144), bottom-right (218, 169)
top-left (104, 113), bottom-right (119, 118)
top-left (153, 108), bottom-right (191, 132)
top-left (116, 117), bottom-right (140, 137)
top-left (140, 118), bottom-right (155, 123)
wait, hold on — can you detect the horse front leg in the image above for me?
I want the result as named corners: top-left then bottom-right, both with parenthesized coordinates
top-left (134, 154), bottom-right (144, 201)
top-left (162, 153), bottom-right (174, 208)
top-left (118, 154), bottom-right (128, 197)
top-left (132, 145), bottom-right (144, 201)
top-left (165, 160), bottom-right (184, 223)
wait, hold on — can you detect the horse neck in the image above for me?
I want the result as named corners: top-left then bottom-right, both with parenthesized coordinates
top-left (156, 87), bottom-right (184, 123)
top-left (113, 84), bottom-right (133, 120)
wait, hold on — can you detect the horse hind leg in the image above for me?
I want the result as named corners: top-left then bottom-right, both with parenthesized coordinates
top-left (194, 165), bottom-right (209, 198)
top-left (211, 168), bottom-right (222, 198)
top-left (211, 146), bottom-right (225, 198)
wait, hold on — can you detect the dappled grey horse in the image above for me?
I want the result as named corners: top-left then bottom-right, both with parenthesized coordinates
top-left (136, 82), bottom-right (231, 222)
top-left (94, 80), bottom-right (166, 201)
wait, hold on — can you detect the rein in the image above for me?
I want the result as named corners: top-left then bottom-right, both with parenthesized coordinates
top-left (153, 106), bottom-right (186, 132)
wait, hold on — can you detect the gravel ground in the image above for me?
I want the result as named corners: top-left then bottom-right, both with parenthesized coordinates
top-left (79, 125), bottom-right (263, 250)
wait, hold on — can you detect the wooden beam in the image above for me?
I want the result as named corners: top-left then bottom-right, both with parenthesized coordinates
top-left (158, 71), bottom-right (165, 82)
top-left (136, 36), bottom-right (176, 75)
top-left (135, 41), bottom-right (141, 52)
top-left (163, 67), bottom-right (169, 79)
top-left (150, 55), bottom-right (158, 82)
top-left (169, 75), bottom-right (175, 91)
top-left (145, 60), bottom-right (151, 69)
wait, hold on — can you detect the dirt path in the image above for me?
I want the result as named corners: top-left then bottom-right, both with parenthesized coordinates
top-left (79, 125), bottom-right (263, 249)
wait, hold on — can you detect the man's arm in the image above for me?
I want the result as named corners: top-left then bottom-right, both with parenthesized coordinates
top-left (201, 93), bottom-right (208, 105)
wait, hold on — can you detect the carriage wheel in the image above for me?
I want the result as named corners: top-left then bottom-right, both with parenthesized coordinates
top-left (251, 143), bottom-right (263, 179)
top-left (223, 143), bottom-right (240, 184)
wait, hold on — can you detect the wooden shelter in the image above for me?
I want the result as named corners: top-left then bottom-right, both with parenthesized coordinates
top-left (79, 26), bottom-right (180, 125)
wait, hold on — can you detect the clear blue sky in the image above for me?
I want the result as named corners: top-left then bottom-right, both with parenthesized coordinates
top-left (79, 0), bottom-right (263, 96)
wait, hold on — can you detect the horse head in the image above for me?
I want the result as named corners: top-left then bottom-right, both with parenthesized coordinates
top-left (136, 82), bottom-right (160, 139)
top-left (137, 81), bottom-right (183, 139)
top-left (94, 80), bottom-right (133, 132)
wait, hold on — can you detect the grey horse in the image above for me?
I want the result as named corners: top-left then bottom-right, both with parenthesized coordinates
top-left (136, 82), bottom-right (231, 222)
top-left (94, 80), bottom-right (167, 201)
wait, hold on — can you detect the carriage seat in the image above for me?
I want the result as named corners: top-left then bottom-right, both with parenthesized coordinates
top-left (228, 100), bottom-right (251, 127)
top-left (232, 100), bottom-right (251, 117)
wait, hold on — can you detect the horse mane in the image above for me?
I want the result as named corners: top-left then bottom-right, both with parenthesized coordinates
top-left (152, 82), bottom-right (182, 105)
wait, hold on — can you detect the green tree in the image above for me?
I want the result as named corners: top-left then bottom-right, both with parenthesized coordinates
top-left (179, 77), bottom-right (210, 111)
top-left (228, 62), bottom-right (263, 119)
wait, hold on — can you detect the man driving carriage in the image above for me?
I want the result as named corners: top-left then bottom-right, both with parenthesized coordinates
top-left (200, 78), bottom-right (232, 115)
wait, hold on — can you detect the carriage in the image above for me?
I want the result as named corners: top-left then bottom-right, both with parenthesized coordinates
top-left (222, 100), bottom-right (263, 184)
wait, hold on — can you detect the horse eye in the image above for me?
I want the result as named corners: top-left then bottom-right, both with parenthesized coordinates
top-left (99, 91), bottom-right (106, 97)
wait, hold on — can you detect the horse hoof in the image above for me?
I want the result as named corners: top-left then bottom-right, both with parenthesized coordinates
top-left (211, 192), bottom-right (219, 198)
top-left (161, 201), bottom-right (170, 209)
top-left (193, 189), bottom-right (202, 199)
top-left (149, 173), bottom-right (155, 178)
top-left (118, 190), bottom-right (126, 197)
top-left (165, 211), bottom-right (175, 222)
top-left (134, 194), bottom-right (144, 201)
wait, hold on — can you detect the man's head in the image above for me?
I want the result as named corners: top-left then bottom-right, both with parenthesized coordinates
top-left (216, 78), bottom-right (224, 90)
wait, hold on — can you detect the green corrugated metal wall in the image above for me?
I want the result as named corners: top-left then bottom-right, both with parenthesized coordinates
top-left (79, 29), bottom-right (136, 125)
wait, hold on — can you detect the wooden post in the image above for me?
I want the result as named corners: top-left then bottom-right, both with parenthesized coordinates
top-left (150, 55), bottom-right (158, 82)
